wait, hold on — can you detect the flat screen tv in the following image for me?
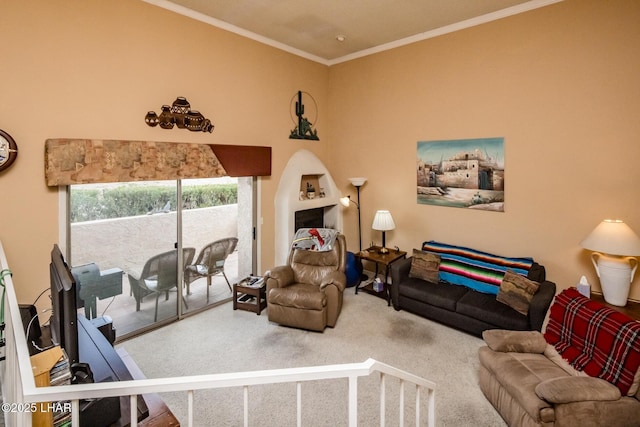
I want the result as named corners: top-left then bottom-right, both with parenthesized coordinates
top-left (50, 244), bottom-right (79, 364)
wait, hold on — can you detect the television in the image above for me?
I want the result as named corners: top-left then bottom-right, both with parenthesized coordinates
top-left (50, 244), bottom-right (79, 365)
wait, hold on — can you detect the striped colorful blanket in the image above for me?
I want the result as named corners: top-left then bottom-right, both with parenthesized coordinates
top-left (421, 241), bottom-right (534, 295)
top-left (544, 288), bottom-right (640, 395)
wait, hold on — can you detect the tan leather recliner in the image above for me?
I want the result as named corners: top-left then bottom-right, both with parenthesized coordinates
top-left (265, 234), bottom-right (347, 331)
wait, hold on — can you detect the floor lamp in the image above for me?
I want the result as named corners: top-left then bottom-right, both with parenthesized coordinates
top-left (339, 177), bottom-right (367, 252)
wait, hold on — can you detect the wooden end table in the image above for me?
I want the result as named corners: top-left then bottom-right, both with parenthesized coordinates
top-left (590, 292), bottom-right (640, 321)
top-left (355, 246), bottom-right (406, 306)
top-left (233, 277), bottom-right (267, 315)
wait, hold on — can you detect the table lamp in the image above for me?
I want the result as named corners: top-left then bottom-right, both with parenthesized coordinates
top-left (580, 219), bottom-right (640, 306)
top-left (339, 177), bottom-right (366, 251)
top-left (372, 210), bottom-right (395, 254)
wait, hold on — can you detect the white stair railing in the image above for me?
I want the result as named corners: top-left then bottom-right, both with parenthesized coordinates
top-left (0, 241), bottom-right (435, 426)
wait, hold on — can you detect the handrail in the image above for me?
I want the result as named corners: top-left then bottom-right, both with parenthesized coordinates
top-left (1, 240), bottom-right (436, 426)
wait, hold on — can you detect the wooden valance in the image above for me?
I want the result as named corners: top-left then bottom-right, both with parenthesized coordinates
top-left (45, 139), bottom-right (271, 186)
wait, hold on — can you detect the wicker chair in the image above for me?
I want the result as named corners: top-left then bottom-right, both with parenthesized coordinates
top-left (128, 247), bottom-right (195, 321)
top-left (184, 237), bottom-right (238, 302)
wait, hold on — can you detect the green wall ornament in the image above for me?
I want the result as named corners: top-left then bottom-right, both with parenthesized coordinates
top-left (289, 91), bottom-right (319, 140)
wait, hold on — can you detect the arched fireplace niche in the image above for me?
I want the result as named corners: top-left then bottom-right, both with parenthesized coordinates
top-left (274, 149), bottom-right (343, 265)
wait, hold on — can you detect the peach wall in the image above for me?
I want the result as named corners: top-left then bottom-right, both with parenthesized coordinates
top-left (0, 0), bottom-right (329, 304)
top-left (2, 0), bottom-right (640, 307)
top-left (328, 0), bottom-right (640, 300)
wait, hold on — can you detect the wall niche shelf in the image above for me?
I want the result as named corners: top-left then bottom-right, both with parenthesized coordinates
top-left (300, 174), bottom-right (324, 200)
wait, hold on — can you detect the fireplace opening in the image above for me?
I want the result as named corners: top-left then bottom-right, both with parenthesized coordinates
top-left (295, 208), bottom-right (324, 231)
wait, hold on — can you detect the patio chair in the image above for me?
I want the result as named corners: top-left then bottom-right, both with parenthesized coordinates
top-left (129, 247), bottom-right (195, 321)
top-left (184, 237), bottom-right (238, 302)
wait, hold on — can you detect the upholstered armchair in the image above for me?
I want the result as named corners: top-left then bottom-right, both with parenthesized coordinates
top-left (265, 234), bottom-right (347, 331)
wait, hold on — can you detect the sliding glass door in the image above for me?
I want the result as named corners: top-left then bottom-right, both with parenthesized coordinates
top-left (66, 177), bottom-right (256, 340)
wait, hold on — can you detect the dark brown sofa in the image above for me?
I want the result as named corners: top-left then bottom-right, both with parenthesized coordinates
top-left (390, 241), bottom-right (556, 337)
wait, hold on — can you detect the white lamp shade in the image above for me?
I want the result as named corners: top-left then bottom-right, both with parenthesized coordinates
top-left (581, 219), bottom-right (640, 256)
top-left (339, 196), bottom-right (350, 207)
top-left (348, 177), bottom-right (367, 187)
top-left (372, 210), bottom-right (395, 231)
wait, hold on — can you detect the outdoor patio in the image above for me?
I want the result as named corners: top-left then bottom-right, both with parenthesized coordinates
top-left (83, 250), bottom-right (240, 338)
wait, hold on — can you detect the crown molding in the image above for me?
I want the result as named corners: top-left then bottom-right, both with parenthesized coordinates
top-left (143, 0), bottom-right (563, 67)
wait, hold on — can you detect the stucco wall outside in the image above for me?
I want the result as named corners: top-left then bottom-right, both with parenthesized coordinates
top-left (71, 205), bottom-right (238, 276)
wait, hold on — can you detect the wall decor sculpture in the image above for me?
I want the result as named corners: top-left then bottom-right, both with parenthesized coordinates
top-left (145, 97), bottom-right (214, 133)
top-left (417, 137), bottom-right (505, 212)
top-left (289, 90), bottom-right (319, 140)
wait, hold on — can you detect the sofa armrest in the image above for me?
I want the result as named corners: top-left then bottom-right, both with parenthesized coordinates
top-left (535, 376), bottom-right (621, 404)
top-left (320, 271), bottom-right (347, 292)
top-left (528, 280), bottom-right (556, 331)
top-left (265, 266), bottom-right (294, 291)
top-left (482, 329), bottom-right (547, 353)
top-left (390, 257), bottom-right (413, 308)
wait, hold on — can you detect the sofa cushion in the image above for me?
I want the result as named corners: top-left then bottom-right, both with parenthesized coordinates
top-left (483, 330), bottom-right (547, 354)
top-left (457, 290), bottom-right (529, 330)
top-left (269, 283), bottom-right (326, 310)
top-left (421, 241), bottom-right (534, 295)
top-left (545, 288), bottom-right (640, 395)
top-left (397, 277), bottom-right (468, 311)
top-left (535, 376), bottom-right (621, 404)
top-left (408, 249), bottom-right (440, 282)
top-left (496, 270), bottom-right (540, 315)
top-left (478, 347), bottom-right (566, 423)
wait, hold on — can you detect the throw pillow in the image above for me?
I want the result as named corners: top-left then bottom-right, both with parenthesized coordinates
top-left (409, 249), bottom-right (440, 283)
top-left (496, 270), bottom-right (540, 315)
top-left (482, 330), bottom-right (547, 354)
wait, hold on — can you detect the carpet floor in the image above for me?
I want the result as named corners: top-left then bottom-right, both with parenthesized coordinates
top-left (118, 288), bottom-right (507, 426)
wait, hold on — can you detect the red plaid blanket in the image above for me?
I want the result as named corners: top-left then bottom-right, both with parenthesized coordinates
top-left (544, 288), bottom-right (640, 395)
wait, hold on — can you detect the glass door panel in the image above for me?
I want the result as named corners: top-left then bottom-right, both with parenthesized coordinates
top-left (181, 177), bottom-right (247, 314)
top-left (69, 181), bottom-right (179, 338)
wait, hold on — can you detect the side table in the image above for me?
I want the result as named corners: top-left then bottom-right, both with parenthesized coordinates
top-left (591, 292), bottom-right (640, 321)
top-left (233, 276), bottom-right (267, 315)
top-left (355, 246), bottom-right (407, 306)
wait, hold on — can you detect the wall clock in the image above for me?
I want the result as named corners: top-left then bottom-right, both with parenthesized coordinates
top-left (0, 129), bottom-right (18, 172)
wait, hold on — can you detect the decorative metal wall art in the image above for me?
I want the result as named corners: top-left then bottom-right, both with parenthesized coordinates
top-left (145, 97), bottom-right (214, 133)
top-left (289, 91), bottom-right (319, 140)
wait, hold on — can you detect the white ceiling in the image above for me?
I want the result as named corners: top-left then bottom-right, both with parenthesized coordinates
top-left (144, 0), bottom-right (562, 65)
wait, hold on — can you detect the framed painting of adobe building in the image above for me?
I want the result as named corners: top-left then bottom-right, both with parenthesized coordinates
top-left (416, 137), bottom-right (504, 212)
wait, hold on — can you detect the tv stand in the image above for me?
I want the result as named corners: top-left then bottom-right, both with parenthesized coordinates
top-left (77, 314), bottom-right (149, 426)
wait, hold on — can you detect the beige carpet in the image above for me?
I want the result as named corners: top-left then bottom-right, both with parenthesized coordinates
top-left (118, 289), bottom-right (507, 426)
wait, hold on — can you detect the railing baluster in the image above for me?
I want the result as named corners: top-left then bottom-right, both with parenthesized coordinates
top-left (379, 372), bottom-right (386, 427)
top-left (399, 379), bottom-right (405, 426)
top-left (72, 399), bottom-right (80, 427)
top-left (244, 385), bottom-right (249, 427)
top-left (428, 388), bottom-right (436, 427)
top-left (348, 375), bottom-right (358, 426)
top-left (297, 381), bottom-right (302, 426)
top-left (188, 389), bottom-right (194, 427)
top-left (130, 394), bottom-right (138, 427)
top-left (415, 384), bottom-right (421, 426)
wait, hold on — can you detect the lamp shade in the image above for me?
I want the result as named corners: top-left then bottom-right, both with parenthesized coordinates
top-left (372, 210), bottom-right (395, 231)
top-left (580, 219), bottom-right (640, 256)
top-left (348, 177), bottom-right (367, 187)
top-left (339, 196), bottom-right (351, 207)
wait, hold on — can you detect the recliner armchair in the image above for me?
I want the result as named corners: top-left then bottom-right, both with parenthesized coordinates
top-left (265, 234), bottom-right (347, 332)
